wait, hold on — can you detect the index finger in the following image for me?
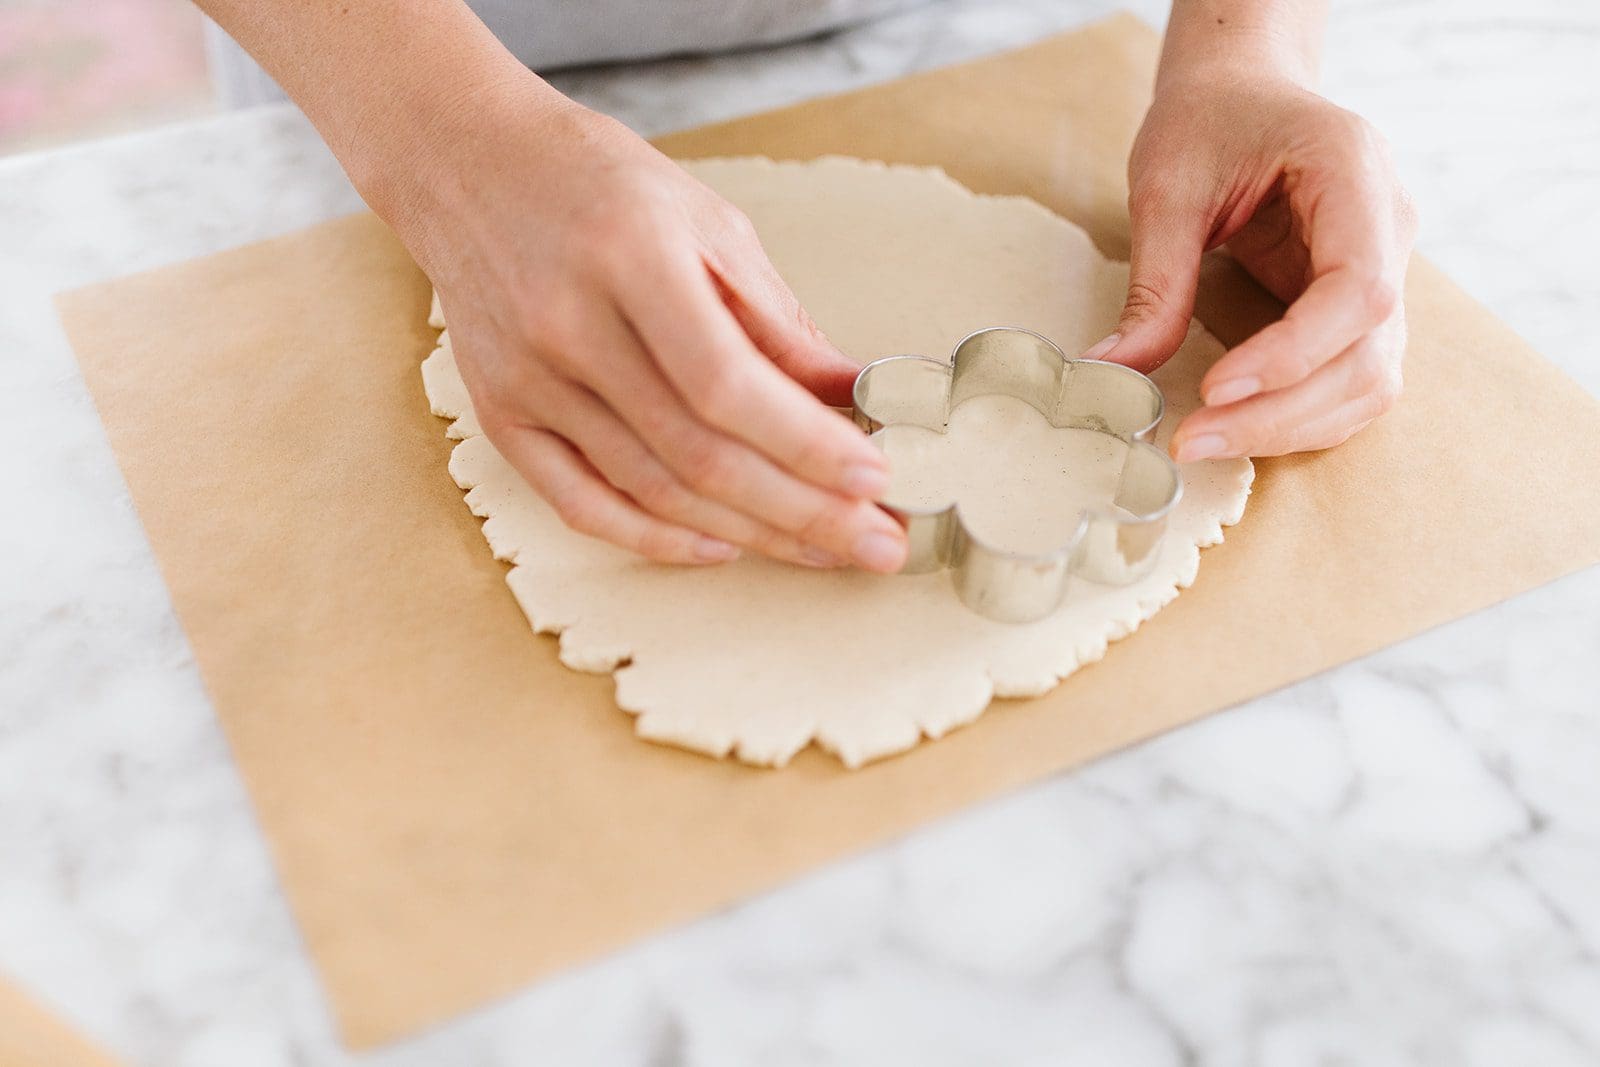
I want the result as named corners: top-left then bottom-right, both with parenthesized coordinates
top-left (615, 241), bottom-right (892, 500)
top-left (1200, 178), bottom-right (1404, 406)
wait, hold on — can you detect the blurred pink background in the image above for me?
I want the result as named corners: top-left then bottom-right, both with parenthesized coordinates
top-left (0, 0), bottom-right (213, 155)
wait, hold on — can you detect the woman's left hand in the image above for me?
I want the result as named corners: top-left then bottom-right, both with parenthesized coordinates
top-left (1092, 69), bottom-right (1417, 462)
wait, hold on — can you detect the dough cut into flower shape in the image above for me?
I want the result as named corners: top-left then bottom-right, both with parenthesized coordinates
top-left (422, 156), bottom-right (1253, 768)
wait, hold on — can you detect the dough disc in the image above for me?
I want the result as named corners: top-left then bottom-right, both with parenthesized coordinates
top-left (422, 157), bottom-right (1253, 768)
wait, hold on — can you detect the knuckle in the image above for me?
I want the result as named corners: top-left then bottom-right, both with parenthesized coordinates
top-left (1324, 107), bottom-right (1375, 151)
top-left (634, 527), bottom-right (688, 563)
top-left (678, 436), bottom-right (742, 497)
top-left (1127, 178), bottom-right (1182, 220)
top-left (474, 397), bottom-right (527, 443)
top-left (582, 226), bottom-right (643, 282)
top-left (1232, 407), bottom-right (1293, 457)
top-left (583, 195), bottom-right (679, 275)
top-left (784, 431), bottom-right (829, 479)
top-left (629, 470), bottom-right (688, 517)
top-left (493, 357), bottom-right (559, 408)
top-left (1396, 186), bottom-right (1421, 241)
top-left (750, 528), bottom-right (802, 561)
top-left (624, 182), bottom-right (682, 227)
top-left (715, 201), bottom-right (758, 242)
top-left (1361, 276), bottom-right (1401, 323)
top-left (1309, 108), bottom-right (1389, 176)
top-left (795, 500), bottom-right (849, 547)
top-left (1362, 120), bottom-right (1397, 165)
top-left (1123, 279), bottom-right (1166, 311)
top-left (519, 290), bottom-right (587, 362)
top-left (1282, 347), bottom-right (1317, 387)
top-left (693, 369), bottom-right (751, 427)
top-left (1347, 352), bottom-right (1390, 396)
top-left (1336, 111), bottom-right (1403, 188)
top-left (791, 299), bottom-right (825, 344)
top-left (549, 485), bottom-right (602, 537)
top-left (1372, 362), bottom-right (1404, 410)
top-left (1121, 279), bottom-right (1174, 325)
top-left (627, 395), bottom-right (677, 444)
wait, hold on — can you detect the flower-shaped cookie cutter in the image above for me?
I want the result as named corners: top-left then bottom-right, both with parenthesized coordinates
top-left (852, 326), bottom-right (1183, 623)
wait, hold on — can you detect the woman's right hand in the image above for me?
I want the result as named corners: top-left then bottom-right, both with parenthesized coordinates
top-left (383, 83), bottom-right (909, 572)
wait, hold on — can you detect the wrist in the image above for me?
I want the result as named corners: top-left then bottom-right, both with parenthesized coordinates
top-left (353, 69), bottom-right (579, 275)
top-left (350, 66), bottom-right (545, 219)
top-left (1152, 51), bottom-right (1309, 102)
top-left (1157, 1), bottom-right (1325, 94)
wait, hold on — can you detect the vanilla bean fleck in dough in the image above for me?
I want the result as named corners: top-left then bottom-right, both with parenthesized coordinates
top-left (421, 157), bottom-right (1253, 768)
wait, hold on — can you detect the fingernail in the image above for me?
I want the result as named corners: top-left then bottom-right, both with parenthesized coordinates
top-left (1080, 333), bottom-right (1121, 361)
top-left (1206, 376), bottom-right (1261, 406)
top-left (693, 537), bottom-right (741, 563)
top-left (840, 462), bottom-right (891, 498)
top-left (852, 530), bottom-right (906, 573)
top-left (798, 546), bottom-right (843, 568)
top-left (1175, 433), bottom-right (1229, 463)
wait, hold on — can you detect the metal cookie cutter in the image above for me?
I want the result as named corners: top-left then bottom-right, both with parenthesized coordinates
top-left (851, 326), bottom-right (1183, 623)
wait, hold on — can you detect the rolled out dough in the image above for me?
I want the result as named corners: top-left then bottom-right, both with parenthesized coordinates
top-left (421, 157), bottom-right (1253, 768)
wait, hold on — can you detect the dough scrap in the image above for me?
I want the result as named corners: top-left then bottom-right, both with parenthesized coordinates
top-left (421, 157), bottom-right (1253, 768)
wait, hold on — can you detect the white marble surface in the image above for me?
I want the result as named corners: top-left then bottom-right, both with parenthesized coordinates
top-left (2, 1), bottom-right (1598, 1064)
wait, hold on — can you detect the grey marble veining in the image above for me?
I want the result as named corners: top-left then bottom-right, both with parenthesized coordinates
top-left (1, 2), bottom-right (1597, 1064)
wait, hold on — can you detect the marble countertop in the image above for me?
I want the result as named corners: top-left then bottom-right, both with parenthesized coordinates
top-left (2, 1), bottom-right (1597, 1064)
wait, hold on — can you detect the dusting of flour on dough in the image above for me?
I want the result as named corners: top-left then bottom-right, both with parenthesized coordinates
top-left (421, 156), bottom-right (1253, 769)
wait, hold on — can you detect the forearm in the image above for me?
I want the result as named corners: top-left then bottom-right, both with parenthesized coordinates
top-left (193, 0), bottom-right (560, 220)
top-left (1159, 0), bottom-right (1328, 89)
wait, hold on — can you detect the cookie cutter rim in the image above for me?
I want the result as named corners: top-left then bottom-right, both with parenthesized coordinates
top-left (851, 326), bottom-right (1184, 624)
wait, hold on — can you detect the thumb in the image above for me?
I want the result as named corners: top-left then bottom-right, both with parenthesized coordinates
top-left (1094, 191), bottom-right (1208, 373)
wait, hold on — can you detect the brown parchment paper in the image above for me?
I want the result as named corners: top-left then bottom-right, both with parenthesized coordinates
top-left (0, 976), bottom-right (124, 1067)
top-left (56, 14), bottom-right (1600, 1049)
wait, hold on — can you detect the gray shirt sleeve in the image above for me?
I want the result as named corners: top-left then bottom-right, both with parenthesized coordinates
top-left (205, 0), bottom-right (928, 108)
